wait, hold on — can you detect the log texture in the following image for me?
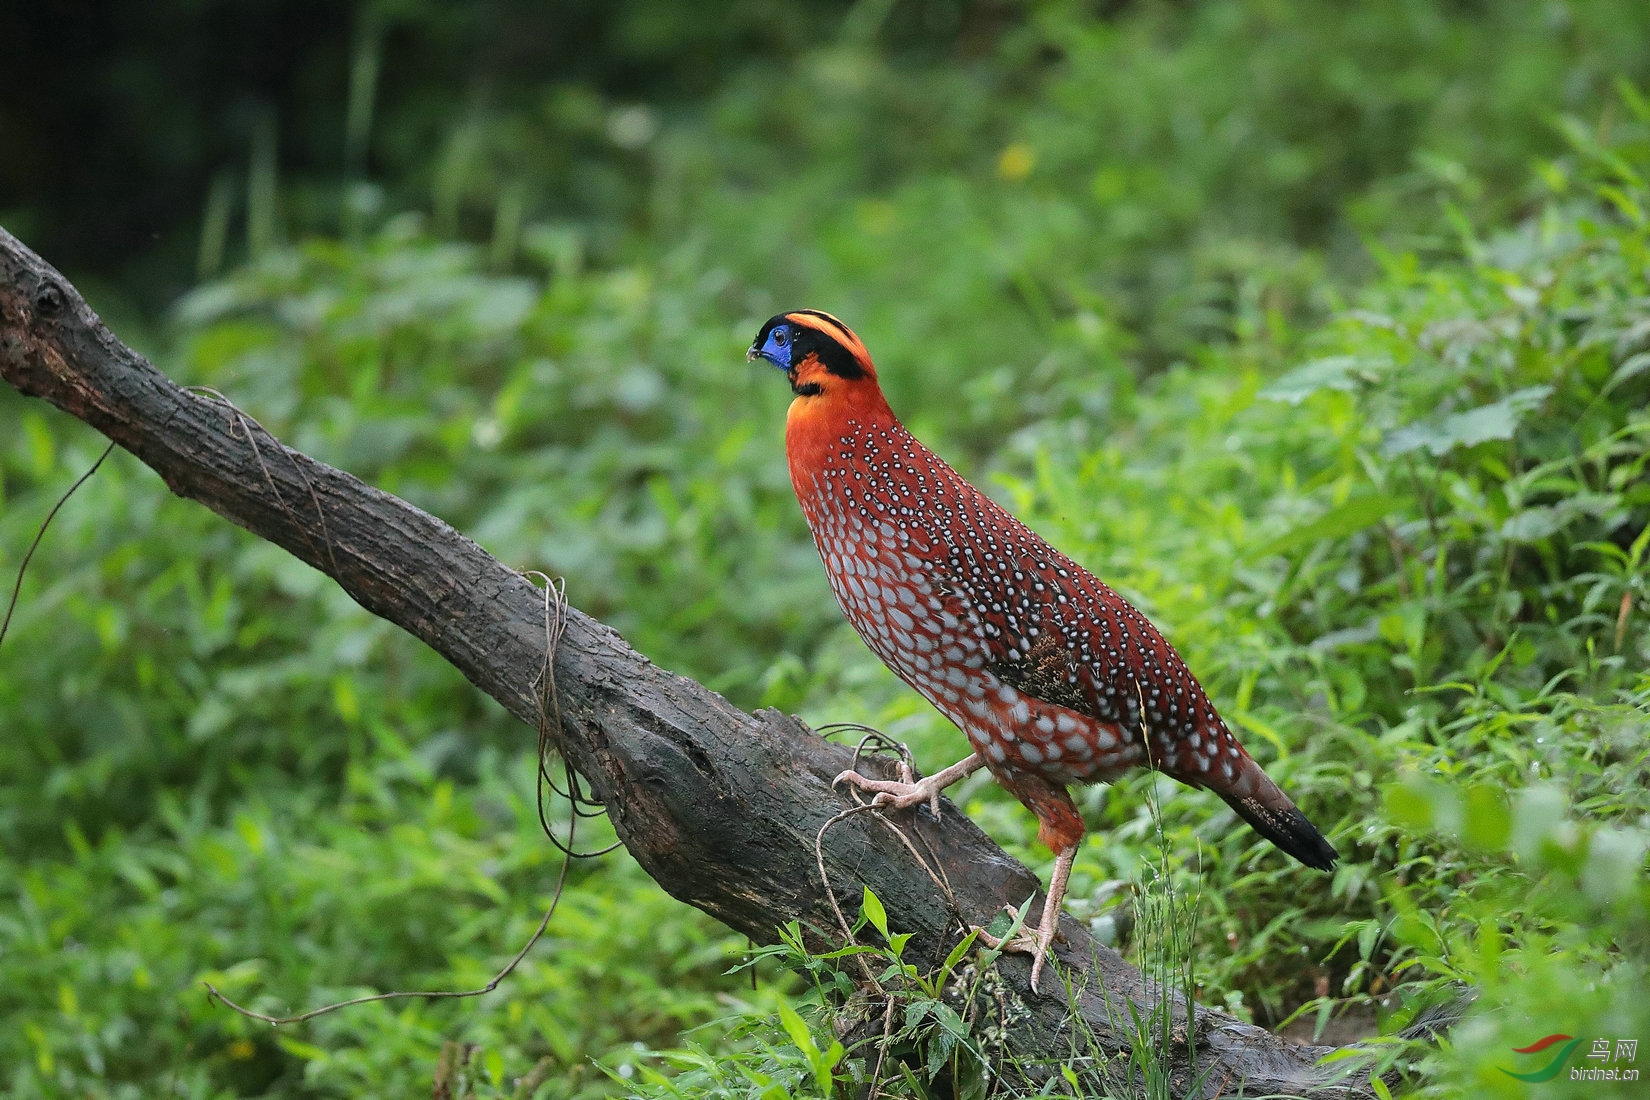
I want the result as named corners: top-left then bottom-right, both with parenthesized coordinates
top-left (0, 226), bottom-right (1370, 1097)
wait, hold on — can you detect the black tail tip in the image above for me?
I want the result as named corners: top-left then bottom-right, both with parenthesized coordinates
top-left (1221, 793), bottom-right (1338, 871)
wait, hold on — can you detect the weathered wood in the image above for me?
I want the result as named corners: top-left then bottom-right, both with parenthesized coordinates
top-left (0, 225), bottom-right (1371, 1097)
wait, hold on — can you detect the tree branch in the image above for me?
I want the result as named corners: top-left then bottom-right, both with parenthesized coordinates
top-left (0, 225), bottom-right (1373, 1097)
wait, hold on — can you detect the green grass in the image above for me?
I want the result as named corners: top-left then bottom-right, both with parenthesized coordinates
top-left (4, 3), bottom-right (1650, 1096)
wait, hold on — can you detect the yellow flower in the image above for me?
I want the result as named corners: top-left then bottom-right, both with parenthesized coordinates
top-left (997, 142), bottom-right (1036, 182)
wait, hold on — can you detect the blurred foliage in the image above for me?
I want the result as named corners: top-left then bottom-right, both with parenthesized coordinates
top-left (0, 0), bottom-right (852, 310)
top-left (3, 1), bottom-right (1650, 1097)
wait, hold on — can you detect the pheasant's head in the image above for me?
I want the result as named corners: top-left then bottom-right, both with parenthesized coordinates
top-left (748, 310), bottom-right (879, 400)
top-left (750, 309), bottom-right (892, 497)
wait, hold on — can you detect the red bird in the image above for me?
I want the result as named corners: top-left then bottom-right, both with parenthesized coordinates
top-left (751, 309), bottom-right (1337, 991)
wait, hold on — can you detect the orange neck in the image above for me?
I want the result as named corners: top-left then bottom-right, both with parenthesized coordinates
top-left (784, 380), bottom-right (896, 494)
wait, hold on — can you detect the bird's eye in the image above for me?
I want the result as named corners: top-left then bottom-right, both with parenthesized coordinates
top-left (773, 328), bottom-right (788, 346)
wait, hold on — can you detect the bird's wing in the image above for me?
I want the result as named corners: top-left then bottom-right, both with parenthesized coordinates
top-left (929, 523), bottom-right (1187, 737)
top-left (921, 528), bottom-right (1121, 716)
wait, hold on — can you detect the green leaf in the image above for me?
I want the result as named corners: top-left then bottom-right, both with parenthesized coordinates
top-left (902, 999), bottom-right (937, 1034)
top-left (777, 1000), bottom-right (817, 1057)
top-left (1357, 919), bottom-right (1379, 962)
top-left (1510, 784), bottom-right (1573, 866)
top-left (1383, 779), bottom-right (1435, 830)
top-left (941, 928), bottom-right (980, 977)
top-left (1604, 350), bottom-right (1650, 395)
top-left (1381, 385), bottom-right (1553, 457)
top-left (1259, 493), bottom-right (1407, 556)
top-left (926, 1014), bottom-right (959, 1078)
top-left (276, 1036), bottom-right (331, 1062)
top-left (1461, 785), bottom-right (1510, 850)
top-left (1581, 826), bottom-right (1650, 904)
top-left (822, 1041), bottom-right (845, 1081)
top-left (861, 885), bottom-right (890, 942)
top-left (1260, 355), bottom-right (1388, 404)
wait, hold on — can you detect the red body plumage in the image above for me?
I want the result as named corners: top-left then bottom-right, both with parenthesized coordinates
top-left (752, 310), bottom-right (1335, 989)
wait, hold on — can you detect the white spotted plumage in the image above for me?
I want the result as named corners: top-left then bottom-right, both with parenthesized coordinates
top-left (796, 413), bottom-right (1240, 793)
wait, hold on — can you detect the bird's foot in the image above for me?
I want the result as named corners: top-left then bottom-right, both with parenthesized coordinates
top-left (970, 905), bottom-right (1038, 955)
top-left (832, 763), bottom-right (943, 817)
top-left (973, 902), bottom-right (1061, 994)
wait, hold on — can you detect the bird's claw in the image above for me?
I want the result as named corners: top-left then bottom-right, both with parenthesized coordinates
top-left (832, 765), bottom-right (942, 816)
top-left (970, 908), bottom-right (1035, 954)
top-left (972, 902), bottom-right (1061, 994)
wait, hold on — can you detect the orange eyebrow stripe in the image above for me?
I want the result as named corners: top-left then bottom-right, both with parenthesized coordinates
top-left (786, 310), bottom-right (874, 372)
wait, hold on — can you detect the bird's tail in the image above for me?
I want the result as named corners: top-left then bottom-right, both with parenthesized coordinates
top-left (1217, 781), bottom-right (1339, 871)
top-left (1153, 720), bottom-right (1339, 871)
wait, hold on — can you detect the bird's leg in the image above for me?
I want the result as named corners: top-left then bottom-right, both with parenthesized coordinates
top-left (834, 752), bottom-right (983, 817)
top-left (1027, 842), bottom-right (1076, 992)
top-left (973, 842), bottom-right (1077, 994)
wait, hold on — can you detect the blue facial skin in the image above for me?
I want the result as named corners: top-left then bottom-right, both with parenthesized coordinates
top-left (748, 323), bottom-right (795, 373)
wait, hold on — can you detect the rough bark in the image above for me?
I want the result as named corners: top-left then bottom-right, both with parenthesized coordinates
top-left (0, 226), bottom-right (1375, 1097)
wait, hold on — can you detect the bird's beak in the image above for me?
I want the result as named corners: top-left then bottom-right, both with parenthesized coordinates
top-left (748, 344), bottom-right (789, 374)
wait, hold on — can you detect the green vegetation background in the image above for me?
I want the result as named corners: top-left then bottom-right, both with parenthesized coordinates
top-left (2, 1), bottom-right (1648, 1096)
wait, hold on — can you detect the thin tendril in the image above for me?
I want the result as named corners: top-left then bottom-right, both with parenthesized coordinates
top-left (0, 441), bottom-right (116, 652)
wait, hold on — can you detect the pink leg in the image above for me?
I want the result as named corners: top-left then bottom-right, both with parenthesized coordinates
top-left (1029, 842), bottom-right (1076, 991)
top-left (975, 842), bottom-right (1077, 993)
